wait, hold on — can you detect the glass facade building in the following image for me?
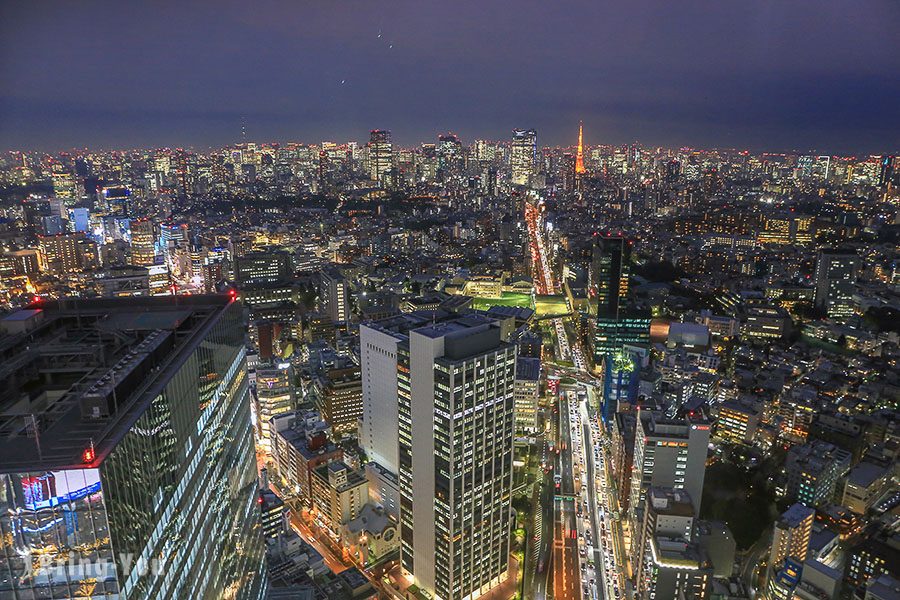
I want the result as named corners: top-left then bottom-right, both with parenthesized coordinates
top-left (0, 297), bottom-right (266, 600)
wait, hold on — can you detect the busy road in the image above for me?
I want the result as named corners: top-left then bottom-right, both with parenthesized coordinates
top-left (526, 195), bottom-right (629, 600)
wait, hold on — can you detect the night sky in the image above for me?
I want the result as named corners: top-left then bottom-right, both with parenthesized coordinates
top-left (2, 1), bottom-right (898, 153)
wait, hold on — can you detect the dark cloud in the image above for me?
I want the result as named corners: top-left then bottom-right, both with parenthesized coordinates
top-left (1, 0), bottom-right (898, 152)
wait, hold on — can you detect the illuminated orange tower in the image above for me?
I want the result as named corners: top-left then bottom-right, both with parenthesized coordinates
top-left (575, 120), bottom-right (586, 175)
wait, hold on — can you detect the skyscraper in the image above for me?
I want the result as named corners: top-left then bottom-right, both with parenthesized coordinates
top-left (0, 296), bottom-right (266, 600)
top-left (629, 412), bottom-right (710, 521)
top-left (100, 185), bottom-right (132, 217)
top-left (399, 315), bottom-right (516, 600)
top-left (50, 164), bottom-right (78, 199)
top-left (129, 218), bottom-right (156, 266)
top-left (320, 266), bottom-right (350, 323)
top-left (510, 129), bottom-right (536, 186)
top-left (253, 363), bottom-right (296, 455)
top-left (813, 249), bottom-right (860, 320)
top-left (367, 129), bottom-right (393, 186)
top-left (592, 235), bottom-right (630, 320)
top-left (591, 236), bottom-right (650, 368)
top-left (602, 348), bottom-right (640, 423)
top-left (437, 133), bottom-right (463, 179)
top-left (359, 320), bottom-right (406, 476)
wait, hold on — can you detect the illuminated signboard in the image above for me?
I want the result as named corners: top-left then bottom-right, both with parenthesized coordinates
top-left (20, 468), bottom-right (102, 511)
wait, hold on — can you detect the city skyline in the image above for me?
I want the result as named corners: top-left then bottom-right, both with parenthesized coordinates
top-left (0, 3), bottom-right (898, 599)
top-left (2, 1), bottom-right (899, 153)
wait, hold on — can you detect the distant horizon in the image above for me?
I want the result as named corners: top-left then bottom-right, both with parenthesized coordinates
top-left (3, 1), bottom-right (898, 156)
top-left (3, 129), bottom-right (897, 158)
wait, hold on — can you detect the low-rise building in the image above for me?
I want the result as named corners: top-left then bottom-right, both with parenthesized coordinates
top-left (782, 441), bottom-right (851, 508)
top-left (310, 460), bottom-right (369, 535)
top-left (341, 503), bottom-right (400, 566)
top-left (742, 306), bottom-right (790, 340)
top-left (842, 462), bottom-right (891, 515)
top-left (716, 398), bottom-right (763, 445)
top-left (271, 410), bottom-right (343, 505)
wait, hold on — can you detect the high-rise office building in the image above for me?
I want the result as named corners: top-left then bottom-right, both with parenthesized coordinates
top-left (38, 233), bottom-right (85, 274)
top-left (130, 218), bottom-right (157, 266)
top-left (100, 185), bottom-right (131, 217)
top-left (437, 134), bottom-right (463, 179)
top-left (813, 249), bottom-right (860, 320)
top-left (510, 129), bottom-right (536, 186)
top-left (367, 129), bottom-right (393, 186)
top-left (234, 250), bottom-right (293, 286)
top-left (399, 315), bottom-right (516, 600)
top-left (629, 412), bottom-right (710, 522)
top-left (768, 503), bottom-right (815, 575)
top-left (159, 222), bottom-right (188, 261)
top-left (514, 357), bottom-right (540, 435)
top-left (602, 348), bottom-right (641, 423)
top-left (634, 488), bottom-right (712, 600)
top-left (360, 311), bottom-right (468, 521)
top-left (591, 236), bottom-right (650, 367)
top-left (313, 366), bottom-right (362, 439)
top-left (8, 248), bottom-right (41, 275)
top-left (320, 266), bottom-right (350, 323)
top-left (592, 235), bottom-right (630, 321)
top-left (0, 296), bottom-right (266, 600)
top-left (359, 320), bottom-right (407, 476)
top-left (50, 165), bottom-right (78, 199)
top-left (253, 363), bottom-right (296, 455)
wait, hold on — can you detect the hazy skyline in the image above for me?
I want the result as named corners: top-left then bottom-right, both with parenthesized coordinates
top-left (2, 0), bottom-right (899, 153)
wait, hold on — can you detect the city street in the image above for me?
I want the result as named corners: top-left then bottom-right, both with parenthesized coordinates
top-left (548, 390), bottom-right (581, 600)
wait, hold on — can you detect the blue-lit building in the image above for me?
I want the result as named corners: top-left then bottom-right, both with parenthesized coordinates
top-left (601, 349), bottom-right (641, 424)
top-left (69, 207), bottom-right (90, 233)
top-left (766, 558), bottom-right (804, 600)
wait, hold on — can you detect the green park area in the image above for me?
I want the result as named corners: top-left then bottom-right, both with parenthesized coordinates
top-left (534, 294), bottom-right (568, 317)
top-left (700, 460), bottom-right (778, 549)
top-left (470, 292), bottom-right (569, 318)
top-left (471, 292), bottom-right (534, 311)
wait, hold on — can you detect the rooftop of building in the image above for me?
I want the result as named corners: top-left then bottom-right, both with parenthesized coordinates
top-left (484, 304), bottom-right (535, 322)
top-left (847, 461), bottom-right (888, 488)
top-left (650, 535), bottom-right (710, 570)
top-left (515, 357), bottom-right (541, 381)
top-left (314, 460), bottom-right (367, 491)
top-left (648, 486), bottom-right (696, 516)
top-left (361, 308), bottom-right (456, 340)
top-left (271, 410), bottom-right (340, 460)
top-left (343, 503), bottom-right (394, 536)
top-left (260, 488), bottom-right (286, 511)
top-left (787, 440), bottom-right (851, 472)
top-left (0, 295), bottom-right (236, 473)
top-left (639, 410), bottom-right (710, 438)
top-left (779, 503), bottom-right (815, 528)
top-left (413, 314), bottom-right (513, 362)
